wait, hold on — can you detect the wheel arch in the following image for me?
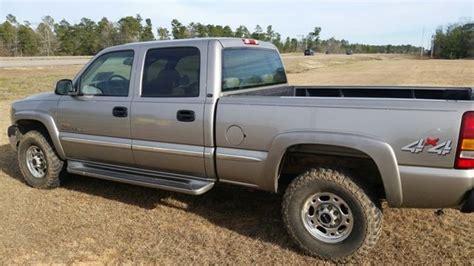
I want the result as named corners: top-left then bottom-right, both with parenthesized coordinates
top-left (263, 131), bottom-right (402, 207)
top-left (14, 111), bottom-right (66, 159)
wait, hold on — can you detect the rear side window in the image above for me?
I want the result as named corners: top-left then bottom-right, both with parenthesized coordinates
top-left (142, 47), bottom-right (200, 97)
top-left (222, 48), bottom-right (287, 92)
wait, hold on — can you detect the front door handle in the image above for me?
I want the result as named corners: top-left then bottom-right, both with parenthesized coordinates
top-left (112, 106), bottom-right (128, 117)
top-left (177, 110), bottom-right (195, 122)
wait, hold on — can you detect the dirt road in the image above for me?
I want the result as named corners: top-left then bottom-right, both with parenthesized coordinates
top-left (0, 54), bottom-right (473, 264)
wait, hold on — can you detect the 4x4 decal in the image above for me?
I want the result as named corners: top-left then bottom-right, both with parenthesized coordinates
top-left (402, 137), bottom-right (452, 155)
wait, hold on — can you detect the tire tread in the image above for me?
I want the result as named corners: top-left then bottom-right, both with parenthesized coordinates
top-left (282, 168), bottom-right (382, 263)
top-left (18, 130), bottom-right (64, 189)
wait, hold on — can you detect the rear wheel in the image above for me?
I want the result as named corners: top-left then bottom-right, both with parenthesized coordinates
top-left (282, 168), bottom-right (382, 262)
top-left (18, 131), bottom-right (64, 189)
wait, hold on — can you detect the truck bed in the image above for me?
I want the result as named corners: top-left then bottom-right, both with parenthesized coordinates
top-left (216, 84), bottom-right (474, 207)
top-left (227, 85), bottom-right (473, 101)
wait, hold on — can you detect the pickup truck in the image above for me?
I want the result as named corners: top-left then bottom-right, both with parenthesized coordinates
top-left (7, 38), bottom-right (474, 262)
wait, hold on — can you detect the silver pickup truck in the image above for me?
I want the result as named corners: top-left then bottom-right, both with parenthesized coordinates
top-left (7, 38), bottom-right (474, 262)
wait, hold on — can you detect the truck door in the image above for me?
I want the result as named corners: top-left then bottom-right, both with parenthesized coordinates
top-left (130, 44), bottom-right (208, 177)
top-left (57, 50), bottom-right (136, 166)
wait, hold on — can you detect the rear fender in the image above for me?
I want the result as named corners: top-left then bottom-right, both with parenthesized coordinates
top-left (263, 131), bottom-right (402, 207)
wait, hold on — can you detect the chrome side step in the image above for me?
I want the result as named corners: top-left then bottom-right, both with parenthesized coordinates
top-left (67, 160), bottom-right (214, 195)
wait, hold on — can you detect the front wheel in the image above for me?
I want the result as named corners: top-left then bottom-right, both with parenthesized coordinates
top-left (282, 168), bottom-right (382, 262)
top-left (18, 131), bottom-right (64, 189)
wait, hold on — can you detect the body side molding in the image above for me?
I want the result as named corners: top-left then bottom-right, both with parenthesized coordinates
top-left (132, 140), bottom-right (204, 158)
top-left (216, 147), bottom-right (268, 162)
top-left (61, 136), bottom-right (131, 149)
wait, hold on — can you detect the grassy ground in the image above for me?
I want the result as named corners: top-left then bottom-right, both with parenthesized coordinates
top-left (283, 53), bottom-right (474, 86)
top-left (0, 54), bottom-right (473, 264)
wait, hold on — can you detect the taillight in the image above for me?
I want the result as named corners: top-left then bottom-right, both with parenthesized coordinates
top-left (242, 38), bottom-right (259, 45)
top-left (455, 111), bottom-right (474, 169)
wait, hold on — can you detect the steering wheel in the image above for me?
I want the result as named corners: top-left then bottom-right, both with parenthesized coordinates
top-left (108, 74), bottom-right (127, 82)
top-left (106, 74), bottom-right (128, 94)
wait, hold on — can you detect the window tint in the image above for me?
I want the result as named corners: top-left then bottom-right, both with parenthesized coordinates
top-left (142, 47), bottom-right (200, 97)
top-left (222, 48), bottom-right (287, 92)
top-left (79, 50), bottom-right (134, 96)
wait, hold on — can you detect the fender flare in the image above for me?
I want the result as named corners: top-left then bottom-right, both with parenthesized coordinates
top-left (263, 131), bottom-right (403, 207)
top-left (14, 110), bottom-right (66, 160)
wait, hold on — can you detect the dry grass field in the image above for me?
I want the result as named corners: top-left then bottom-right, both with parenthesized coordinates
top-left (0, 54), bottom-right (473, 264)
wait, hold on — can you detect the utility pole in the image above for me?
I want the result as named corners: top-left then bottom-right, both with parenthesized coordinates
top-left (46, 29), bottom-right (50, 56)
top-left (420, 27), bottom-right (425, 57)
top-left (430, 35), bottom-right (435, 58)
top-left (297, 34), bottom-right (305, 51)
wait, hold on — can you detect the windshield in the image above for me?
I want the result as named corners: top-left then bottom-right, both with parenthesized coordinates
top-left (222, 48), bottom-right (287, 92)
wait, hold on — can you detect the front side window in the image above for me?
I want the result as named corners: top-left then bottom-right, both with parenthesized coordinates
top-left (222, 48), bottom-right (287, 92)
top-left (142, 47), bottom-right (200, 97)
top-left (79, 50), bottom-right (134, 96)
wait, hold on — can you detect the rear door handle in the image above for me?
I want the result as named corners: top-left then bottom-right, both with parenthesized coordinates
top-left (177, 110), bottom-right (195, 122)
top-left (112, 106), bottom-right (128, 117)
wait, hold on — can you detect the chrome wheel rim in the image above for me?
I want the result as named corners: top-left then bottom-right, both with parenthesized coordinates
top-left (301, 192), bottom-right (353, 243)
top-left (26, 145), bottom-right (47, 178)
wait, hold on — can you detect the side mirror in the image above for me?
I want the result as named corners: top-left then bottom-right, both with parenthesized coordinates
top-left (55, 79), bottom-right (77, 95)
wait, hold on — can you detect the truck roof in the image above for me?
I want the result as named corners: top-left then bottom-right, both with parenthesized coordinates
top-left (104, 37), bottom-right (278, 52)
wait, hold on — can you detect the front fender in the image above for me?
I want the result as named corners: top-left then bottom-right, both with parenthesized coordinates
top-left (263, 131), bottom-right (402, 207)
top-left (14, 110), bottom-right (66, 159)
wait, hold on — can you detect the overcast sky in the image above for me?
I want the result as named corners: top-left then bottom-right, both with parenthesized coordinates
top-left (0, 0), bottom-right (472, 47)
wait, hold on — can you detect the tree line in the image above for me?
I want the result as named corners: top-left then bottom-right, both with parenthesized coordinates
top-left (432, 22), bottom-right (473, 59)
top-left (1, 14), bottom-right (424, 56)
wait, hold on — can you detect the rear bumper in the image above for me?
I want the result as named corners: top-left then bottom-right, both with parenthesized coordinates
top-left (461, 189), bottom-right (474, 213)
top-left (7, 125), bottom-right (18, 152)
top-left (399, 165), bottom-right (473, 209)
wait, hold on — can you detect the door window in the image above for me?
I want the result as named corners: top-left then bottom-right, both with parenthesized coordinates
top-left (142, 47), bottom-right (200, 97)
top-left (79, 50), bottom-right (134, 96)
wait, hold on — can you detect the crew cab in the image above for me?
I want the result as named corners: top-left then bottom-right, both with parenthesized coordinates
top-left (8, 38), bottom-right (474, 262)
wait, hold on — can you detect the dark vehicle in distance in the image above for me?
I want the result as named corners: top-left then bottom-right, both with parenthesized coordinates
top-left (304, 49), bottom-right (315, 56)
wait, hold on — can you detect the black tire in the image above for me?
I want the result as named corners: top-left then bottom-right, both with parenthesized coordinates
top-left (17, 130), bottom-right (64, 189)
top-left (282, 168), bottom-right (382, 262)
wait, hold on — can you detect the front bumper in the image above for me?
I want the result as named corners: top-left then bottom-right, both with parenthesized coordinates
top-left (461, 189), bottom-right (474, 213)
top-left (7, 125), bottom-right (18, 152)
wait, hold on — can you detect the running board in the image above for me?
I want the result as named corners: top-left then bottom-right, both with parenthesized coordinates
top-left (67, 160), bottom-right (214, 195)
